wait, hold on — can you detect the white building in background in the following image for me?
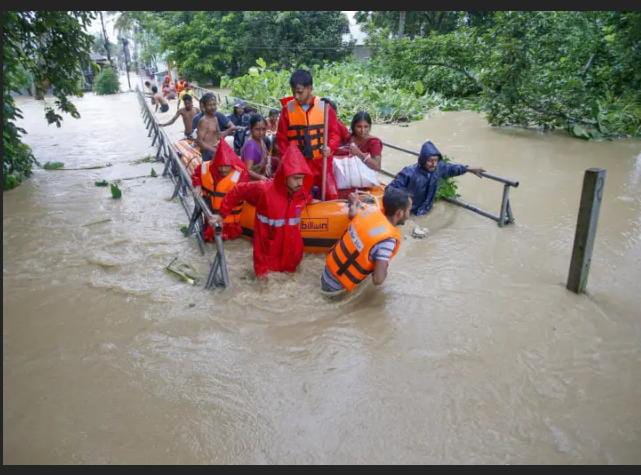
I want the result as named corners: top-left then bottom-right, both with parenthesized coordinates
top-left (343, 11), bottom-right (371, 61)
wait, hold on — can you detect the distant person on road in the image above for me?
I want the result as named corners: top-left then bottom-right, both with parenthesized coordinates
top-left (151, 85), bottom-right (170, 113)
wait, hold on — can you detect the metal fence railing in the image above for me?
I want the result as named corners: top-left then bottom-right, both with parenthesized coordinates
top-left (137, 86), bottom-right (230, 289)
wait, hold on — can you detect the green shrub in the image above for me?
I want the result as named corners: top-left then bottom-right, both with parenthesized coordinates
top-left (222, 59), bottom-right (464, 125)
top-left (93, 67), bottom-right (120, 95)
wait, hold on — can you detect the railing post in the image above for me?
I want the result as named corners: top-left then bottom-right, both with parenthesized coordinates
top-left (567, 168), bottom-right (606, 294)
top-left (498, 184), bottom-right (510, 227)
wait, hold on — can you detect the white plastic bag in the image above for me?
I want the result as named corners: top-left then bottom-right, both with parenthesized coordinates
top-left (333, 155), bottom-right (380, 189)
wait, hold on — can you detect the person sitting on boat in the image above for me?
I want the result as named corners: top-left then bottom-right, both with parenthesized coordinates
top-left (266, 108), bottom-right (279, 134)
top-left (209, 143), bottom-right (315, 278)
top-left (191, 94), bottom-right (233, 136)
top-left (265, 108), bottom-right (280, 158)
top-left (388, 140), bottom-right (486, 216)
top-left (227, 101), bottom-right (246, 126)
top-left (192, 140), bottom-right (249, 241)
top-left (159, 94), bottom-right (200, 139)
top-left (335, 111), bottom-right (383, 171)
top-left (151, 85), bottom-right (170, 113)
top-left (195, 93), bottom-right (236, 162)
top-left (276, 69), bottom-right (342, 201)
top-left (321, 187), bottom-right (412, 296)
top-left (321, 98), bottom-right (352, 146)
top-left (240, 114), bottom-right (272, 181)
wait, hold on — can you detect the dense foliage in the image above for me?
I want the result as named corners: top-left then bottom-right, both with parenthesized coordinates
top-left (3, 11), bottom-right (95, 190)
top-left (116, 11), bottom-right (351, 85)
top-left (93, 67), bottom-right (121, 95)
top-left (222, 59), bottom-right (468, 124)
top-left (367, 11), bottom-right (641, 139)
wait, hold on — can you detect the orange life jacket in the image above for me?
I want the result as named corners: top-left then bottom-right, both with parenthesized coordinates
top-left (286, 96), bottom-right (325, 160)
top-left (200, 159), bottom-right (215, 201)
top-left (326, 205), bottom-right (402, 292)
top-left (211, 169), bottom-right (243, 225)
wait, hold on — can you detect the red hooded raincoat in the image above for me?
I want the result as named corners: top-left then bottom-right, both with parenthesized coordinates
top-left (219, 143), bottom-right (313, 277)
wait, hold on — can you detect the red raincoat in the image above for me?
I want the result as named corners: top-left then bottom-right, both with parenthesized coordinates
top-left (219, 143), bottom-right (313, 277)
top-left (192, 140), bottom-right (249, 241)
top-left (276, 95), bottom-right (342, 200)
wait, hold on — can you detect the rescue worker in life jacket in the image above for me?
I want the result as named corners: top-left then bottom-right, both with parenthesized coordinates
top-left (209, 143), bottom-right (315, 278)
top-left (276, 69), bottom-right (342, 201)
top-left (192, 139), bottom-right (249, 241)
top-left (321, 187), bottom-right (412, 296)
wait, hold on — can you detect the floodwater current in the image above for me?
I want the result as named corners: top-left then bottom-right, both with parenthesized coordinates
top-left (4, 81), bottom-right (641, 463)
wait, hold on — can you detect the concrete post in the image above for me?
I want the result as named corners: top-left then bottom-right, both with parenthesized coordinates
top-left (567, 168), bottom-right (606, 293)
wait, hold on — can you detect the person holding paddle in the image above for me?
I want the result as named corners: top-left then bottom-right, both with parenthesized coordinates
top-left (276, 69), bottom-right (342, 201)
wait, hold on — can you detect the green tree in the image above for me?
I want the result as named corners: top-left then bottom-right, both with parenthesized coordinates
top-left (355, 11), bottom-right (463, 38)
top-left (370, 11), bottom-right (641, 138)
top-left (130, 11), bottom-right (351, 85)
top-left (3, 11), bottom-right (95, 190)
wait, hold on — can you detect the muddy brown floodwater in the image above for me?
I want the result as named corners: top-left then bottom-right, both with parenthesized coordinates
top-left (4, 81), bottom-right (641, 464)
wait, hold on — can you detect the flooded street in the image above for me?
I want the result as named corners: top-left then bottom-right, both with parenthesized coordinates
top-left (3, 84), bottom-right (641, 464)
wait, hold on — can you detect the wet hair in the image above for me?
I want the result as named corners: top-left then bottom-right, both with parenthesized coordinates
top-left (382, 187), bottom-right (411, 218)
top-left (351, 111), bottom-right (372, 135)
top-left (182, 94), bottom-right (192, 102)
top-left (321, 97), bottom-right (337, 112)
top-left (249, 114), bottom-right (266, 129)
top-left (151, 85), bottom-right (158, 93)
top-left (144, 81), bottom-right (151, 87)
top-left (200, 92), bottom-right (216, 104)
top-left (269, 108), bottom-right (279, 117)
top-left (290, 69), bottom-right (313, 89)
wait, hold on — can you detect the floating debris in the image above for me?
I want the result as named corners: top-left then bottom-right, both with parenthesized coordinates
top-left (82, 218), bottom-right (112, 227)
top-left (94, 179), bottom-right (109, 187)
top-left (130, 155), bottom-right (156, 165)
top-left (165, 257), bottom-right (198, 285)
top-left (180, 225), bottom-right (189, 236)
top-left (412, 226), bottom-right (429, 239)
top-left (150, 168), bottom-right (157, 177)
top-left (43, 161), bottom-right (64, 170)
top-left (110, 183), bottom-right (122, 199)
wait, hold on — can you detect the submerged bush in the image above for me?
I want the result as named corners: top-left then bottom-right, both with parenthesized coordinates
top-left (222, 59), bottom-right (464, 125)
top-left (93, 67), bottom-right (120, 95)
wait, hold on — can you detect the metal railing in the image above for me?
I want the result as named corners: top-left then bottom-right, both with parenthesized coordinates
top-left (136, 86), bottom-right (230, 289)
top-left (162, 83), bottom-right (519, 227)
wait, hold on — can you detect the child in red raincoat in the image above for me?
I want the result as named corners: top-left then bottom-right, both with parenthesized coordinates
top-left (192, 140), bottom-right (249, 241)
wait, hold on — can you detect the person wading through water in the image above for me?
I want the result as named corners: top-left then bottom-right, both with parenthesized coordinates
top-left (159, 93), bottom-right (200, 138)
top-left (209, 143), bottom-right (317, 279)
top-left (388, 140), bottom-right (486, 216)
top-left (321, 187), bottom-right (412, 296)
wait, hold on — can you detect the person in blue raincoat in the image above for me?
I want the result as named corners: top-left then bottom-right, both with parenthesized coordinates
top-left (388, 140), bottom-right (486, 216)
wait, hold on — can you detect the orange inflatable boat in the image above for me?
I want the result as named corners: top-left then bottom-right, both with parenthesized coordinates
top-left (172, 139), bottom-right (385, 253)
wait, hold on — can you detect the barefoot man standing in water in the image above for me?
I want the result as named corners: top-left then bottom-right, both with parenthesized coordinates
top-left (196, 93), bottom-right (236, 162)
top-left (159, 94), bottom-right (200, 138)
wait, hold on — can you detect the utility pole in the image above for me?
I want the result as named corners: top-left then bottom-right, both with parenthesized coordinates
top-left (99, 11), bottom-right (113, 67)
top-left (398, 11), bottom-right (406, 38)
top-left (121, 37), bottom-right (132, 90)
